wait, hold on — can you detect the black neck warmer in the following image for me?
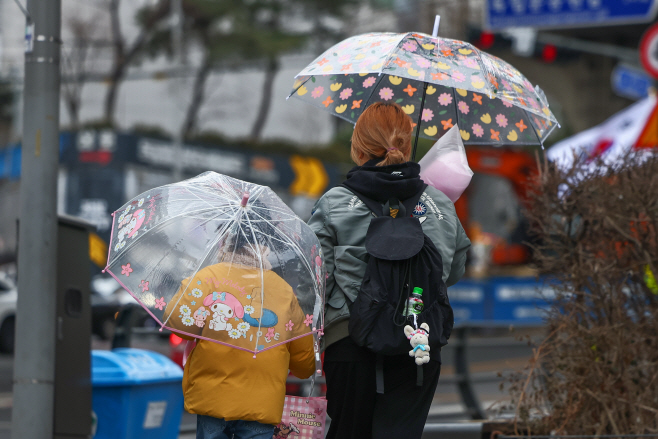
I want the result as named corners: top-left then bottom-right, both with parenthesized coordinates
top-left (342, 158), bottom-right (425, 203)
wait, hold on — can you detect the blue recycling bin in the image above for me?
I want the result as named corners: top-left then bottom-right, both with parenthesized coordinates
top-left (91, 348), bottom-right (184, 439)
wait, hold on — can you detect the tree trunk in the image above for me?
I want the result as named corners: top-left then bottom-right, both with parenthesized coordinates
top-left (181, 52), bottom-right (213, 140)
top-left (103, 67), bottom-right (124, 126)
top-left (104, 0), bottom-right (124, 126)
top-left (103, 0), bottom-right (168, 125)
top-left (63, 95), bottom-right (80, 130)
top-left (249, 56), bottom-right (279, 141)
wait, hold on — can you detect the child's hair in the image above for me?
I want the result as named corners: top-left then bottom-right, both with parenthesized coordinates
top-left (351, 102), bottom-right (413, 166)
top-left (218, 199), bottom-right (274, 253)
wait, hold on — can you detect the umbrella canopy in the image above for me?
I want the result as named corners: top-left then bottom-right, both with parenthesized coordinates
top-left (104, 172), bottom-right (325, 356)
top-left (289, 32), bottom-right (559, 148)
top-left (548, 94), bottom-right (658, 169)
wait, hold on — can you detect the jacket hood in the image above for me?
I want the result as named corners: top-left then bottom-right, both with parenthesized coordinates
top-left (343, 159), bottom-right (425, 203)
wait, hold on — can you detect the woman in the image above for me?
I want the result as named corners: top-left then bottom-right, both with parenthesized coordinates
top-left (165, 227), bottom-right (316, 439)
top-left (308, 102), bottom-right (471, 438)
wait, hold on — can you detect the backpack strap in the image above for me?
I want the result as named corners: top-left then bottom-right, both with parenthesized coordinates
top-left (376, 354), bottom-right (385, 394)
top-left (341, 184), bottom-right (388, 217)
top-left (402, 185), bottom-right (429, 219)
top-left (341, 184), bottom-right (428, 219)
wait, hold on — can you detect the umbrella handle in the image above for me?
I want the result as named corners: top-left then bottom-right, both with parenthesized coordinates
top-left (240, 192), bottom-right (250, 207)
top-left (183, 339), bottom-right (197, 367)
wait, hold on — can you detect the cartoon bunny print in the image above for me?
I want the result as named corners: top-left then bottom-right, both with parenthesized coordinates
top-left (203, 292), bottom-right (244, 332)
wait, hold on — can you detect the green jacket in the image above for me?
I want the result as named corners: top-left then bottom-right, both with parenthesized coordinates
top-left (308, 185), bottom-right (471, 351)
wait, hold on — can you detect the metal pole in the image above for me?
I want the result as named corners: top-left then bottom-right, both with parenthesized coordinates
top-left (171, 0), bottom-right (184, 182)
top-left (411, 82), bottom-right (429, 162)
top-left (12, 0), bottom-right (61, 437)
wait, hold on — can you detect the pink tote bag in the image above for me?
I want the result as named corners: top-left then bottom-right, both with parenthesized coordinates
top-left (273, 396), bottom-right (327, 439)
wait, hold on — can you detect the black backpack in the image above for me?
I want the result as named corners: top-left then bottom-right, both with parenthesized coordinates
top-left (344, 185), bottom-right (454, 388)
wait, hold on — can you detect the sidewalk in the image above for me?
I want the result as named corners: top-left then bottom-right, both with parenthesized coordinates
top-left (0, 334), bottom-right (532, 438)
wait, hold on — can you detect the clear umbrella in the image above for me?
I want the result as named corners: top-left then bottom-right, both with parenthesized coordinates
top-left (104, 172), bottom-right (325, 356)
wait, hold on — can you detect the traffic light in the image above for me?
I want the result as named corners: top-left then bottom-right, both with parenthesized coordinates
top-left (478, 31), bottom-right (496, 50)
top-left (541, 44), bottom-right (558, 63)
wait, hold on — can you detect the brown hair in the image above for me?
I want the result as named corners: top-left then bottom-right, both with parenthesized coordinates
top-left (351, 102), bottom-right (413, 166)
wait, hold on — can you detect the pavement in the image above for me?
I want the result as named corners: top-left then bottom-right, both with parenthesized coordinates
top-left (0, 328), bottom-right (540, 438)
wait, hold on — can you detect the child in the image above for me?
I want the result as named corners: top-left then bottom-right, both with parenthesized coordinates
top-left (165, 229), bottom-right (315, 439)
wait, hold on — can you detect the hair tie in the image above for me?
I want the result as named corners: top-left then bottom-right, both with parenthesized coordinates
top-left (387, 147), bottom-right (398, 152)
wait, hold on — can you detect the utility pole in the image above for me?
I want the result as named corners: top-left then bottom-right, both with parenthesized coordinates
top-left (171, 0), bottom-right (184, 182)
top-left (12, 0), bottom-right (61, 437)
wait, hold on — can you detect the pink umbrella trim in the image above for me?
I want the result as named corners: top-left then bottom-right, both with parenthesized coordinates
top-left (105, 268), bottom-right (324, 357)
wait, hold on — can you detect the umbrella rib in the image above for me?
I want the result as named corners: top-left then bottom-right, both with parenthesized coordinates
top-left (241, 208), bottom-right (267, 353)
top-left (286, 76), bottom-right (314, 100)
top-left (219, 214), bottom-right (246, 277)
top-left (451, 85), bottom-right (461, 139)
top-left (249, 205), bottom-right (299, 220)
top-left (160, 208), bottom-right (240, 328)
top-left (249, 209), bottom-right (320, 299)
top-left (246, 185), bottom-right (267, 204)
top-left (522, 107), bottom-right (545, 147)
top-left (251, 228), bottom-right (320, 300)
top-left (139, 208), bottom-right (233, 282)
top-left (360, 74), bottom-right (386, 121)
top-left (357, 34), bottom-right (410, 119)
top-left (472, 50), bottom-right (497, 99)
top-left (411, 82), bottom-right (429, 161)
top-left (249, 208), bottom-right (312, 272)
top-left (109, 204), bottom-right (226, 263)
top-left (166, 195), bottom-right (236, 205)
top-left (181, 184), bottom-right (235, 209)
top-left (377, 32), bottom-right (411, 76)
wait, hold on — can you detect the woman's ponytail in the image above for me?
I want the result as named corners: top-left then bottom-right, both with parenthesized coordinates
top-left (351, 102), bottom-right (413, 166)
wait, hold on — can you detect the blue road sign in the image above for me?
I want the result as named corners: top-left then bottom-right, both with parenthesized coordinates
top-left (486, 0), bottom-right (658, 30)
top-left (490, 277), bottom-right (555, 323)
top-left (611, 64), bottom-right (655, 100)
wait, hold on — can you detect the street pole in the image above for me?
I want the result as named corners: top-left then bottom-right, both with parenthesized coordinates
top-left (171, 0), bottom-right (184, 182)
top-left (12, 0), bottom-right (61, 437)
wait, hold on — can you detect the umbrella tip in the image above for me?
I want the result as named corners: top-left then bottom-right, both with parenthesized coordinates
top-left (240, 192), bottom-right (250, 207)
top-left (252, 354), bottom-right (257, 359)
top-left (432, 15), bottom-right (440, 38)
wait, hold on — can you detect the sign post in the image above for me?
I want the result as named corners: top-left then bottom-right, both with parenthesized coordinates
top-left (486, 0), bottom-right (658, 30)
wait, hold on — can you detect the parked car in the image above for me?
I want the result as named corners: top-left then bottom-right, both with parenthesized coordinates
top-left (0, 273), bottom-right (16, 353)
top-left (0, 271), bottom-right (155, 353)
top-left (90, 273), bottom-right (159, 340)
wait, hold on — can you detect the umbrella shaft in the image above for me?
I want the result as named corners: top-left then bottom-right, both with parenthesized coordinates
top-left (412, 82), bottom-right (430, 162)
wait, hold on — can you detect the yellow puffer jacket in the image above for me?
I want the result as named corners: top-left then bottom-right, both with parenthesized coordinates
top-left (165, 262), bottom-right (316, 425)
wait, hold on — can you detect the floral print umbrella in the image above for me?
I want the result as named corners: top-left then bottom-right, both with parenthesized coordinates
top-left (104, 172), bottom-right (325, 356)
top-left (289, 32), bottom-right (559, 150)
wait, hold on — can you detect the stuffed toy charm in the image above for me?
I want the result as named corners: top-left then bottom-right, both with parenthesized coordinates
top-left (404, 323), bottom-right (430, 365)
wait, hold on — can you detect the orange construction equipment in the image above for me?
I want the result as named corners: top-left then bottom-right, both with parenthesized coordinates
top-left (455, 147), bottom-right (538, 266)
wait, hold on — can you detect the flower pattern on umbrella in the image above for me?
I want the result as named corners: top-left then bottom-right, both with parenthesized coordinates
top-left (290, 32), bottom-right (557, 146)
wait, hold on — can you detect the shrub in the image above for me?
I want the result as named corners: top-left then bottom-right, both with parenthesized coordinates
top-left (508, 152), bottom-right (658, 436)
